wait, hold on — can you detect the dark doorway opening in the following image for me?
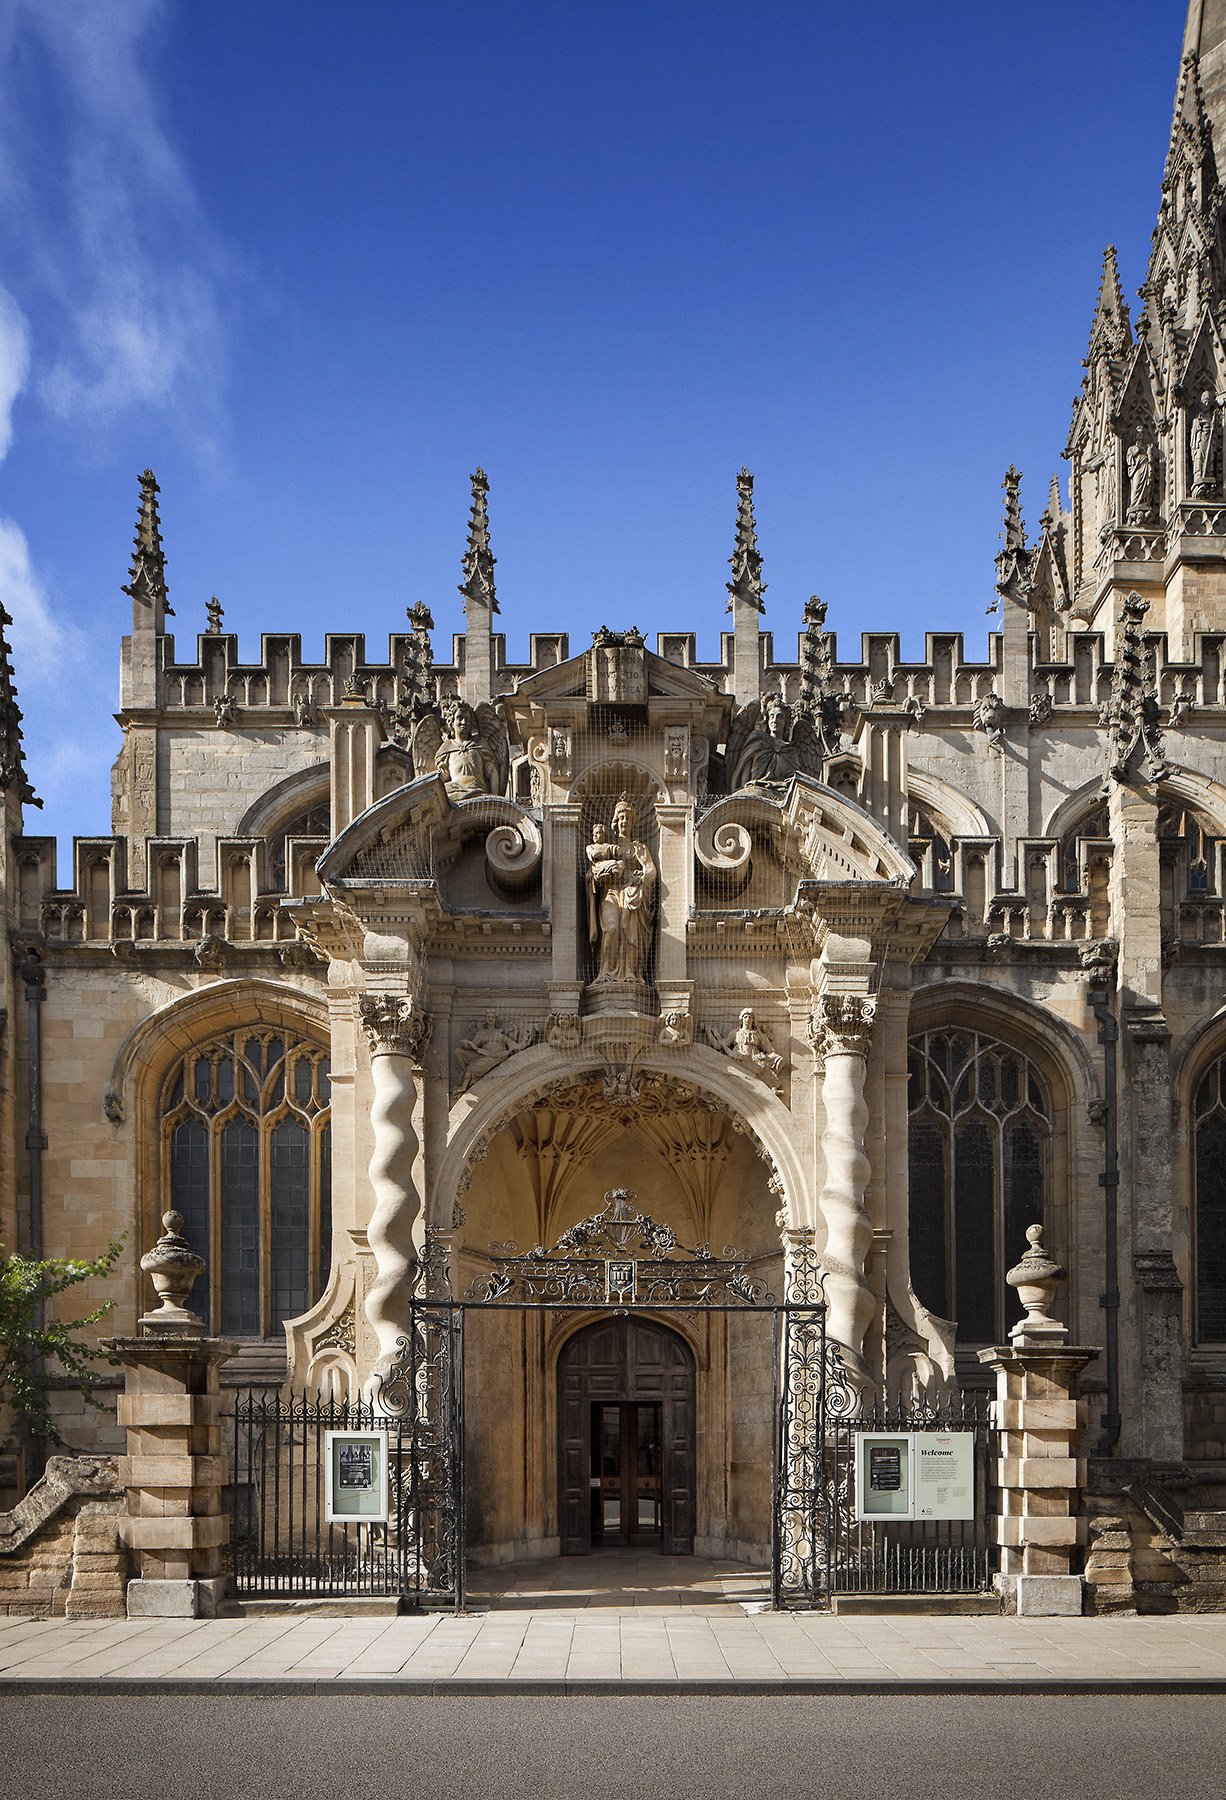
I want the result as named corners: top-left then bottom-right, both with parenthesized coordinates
top-left (591, 1401), bottom-right (662, 1545)
top-left (558, 1316), bottom-right (695, 1555)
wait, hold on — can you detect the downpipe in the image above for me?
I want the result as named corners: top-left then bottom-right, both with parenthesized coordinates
top-left (1090, 982), bottom-right (1121, 1456)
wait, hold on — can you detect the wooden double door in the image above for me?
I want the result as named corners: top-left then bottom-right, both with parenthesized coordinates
top-left (557, 1317), bottom-right (695, 1555)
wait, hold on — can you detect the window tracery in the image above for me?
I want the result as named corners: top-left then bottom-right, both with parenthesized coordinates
top-left (161, 1026), bottom-right (332, 1336)
top-left (907, 1028), bottom-right (1049, 1343)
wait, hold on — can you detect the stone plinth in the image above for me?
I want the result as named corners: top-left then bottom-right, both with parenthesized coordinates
top-left (978, 1342), bottom-right (1098, 1615)
top-left (104, 1333), bottom-right (236, 1619)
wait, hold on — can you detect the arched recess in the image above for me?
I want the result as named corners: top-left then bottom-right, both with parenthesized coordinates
top-left (1044, 764), bottom-right (1226, 845)
top-left (436, 1042), bottom-right (809, 1242)
top-left (112, 978), bottom-right (331, 1311)
top-left (907, 769), bottom-right (991, 841)
top-left (1171, 1009), bottom-right (1226, 1348)
top-left (904, 979), bottom-right (1094, 1349)
top-left (236, 763), bottom-right (331, 843)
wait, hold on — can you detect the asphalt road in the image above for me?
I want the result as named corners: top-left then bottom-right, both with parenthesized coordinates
top-left (6, 1693), bottom-right (1224, 1800)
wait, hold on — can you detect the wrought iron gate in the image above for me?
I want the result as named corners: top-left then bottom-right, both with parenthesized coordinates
top-left (224, 1194), bottom-right (989, 1608)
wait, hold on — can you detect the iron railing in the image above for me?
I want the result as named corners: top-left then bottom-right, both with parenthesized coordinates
top-left (825, 1394), bottom-right (996, 1595)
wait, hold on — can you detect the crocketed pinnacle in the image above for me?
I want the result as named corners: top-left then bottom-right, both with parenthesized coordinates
top-left (459, 467), bottom-right (499, 617)
top-left (726, 467), bottom-right (765, 614)
top-left (0, 603), bottom-right (41, 808)
top-left (1085, 246), bottom-right (1132, 367)
top-left (122, 468), bottom-right (173, 618)
top-left (1001, 466), bottom-right (1026, 553)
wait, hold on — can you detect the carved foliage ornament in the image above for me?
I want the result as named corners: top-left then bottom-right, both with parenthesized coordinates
top-left (816, 993), bottom-right (877, 1058)
top-left (359, 993), bottom-right (431, 1061)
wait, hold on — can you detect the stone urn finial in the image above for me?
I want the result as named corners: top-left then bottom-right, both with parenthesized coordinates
top-left (1006, 1222), bottom-right (1066, 1344)
top-left (139, 1209), bottom-right (206, 1333)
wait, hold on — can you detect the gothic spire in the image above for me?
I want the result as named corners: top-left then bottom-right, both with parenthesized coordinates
top-left (726, 467), bottom-right (765, 614)
top-left (121, 468), bottom-right (173, 622)
top-left (0, 603), bottom-right (40, 809)
top-left (459, 467), bottom-right (499, 617)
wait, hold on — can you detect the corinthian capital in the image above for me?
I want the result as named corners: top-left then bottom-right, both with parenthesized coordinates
top-left (816, 993), bottom-right (877, 1058)
top-left (359, 993), bottom-right (432, 1062)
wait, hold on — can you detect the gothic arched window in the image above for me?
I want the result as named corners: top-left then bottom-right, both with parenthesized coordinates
top-left (907, 1029), bottom-right (1050, 1343)
top-left (161, 1027), bottom-right (332, 1337)
top-left (1193, 1055), bottom-right (1226, 1343)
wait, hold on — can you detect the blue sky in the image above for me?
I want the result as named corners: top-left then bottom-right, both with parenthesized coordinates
top-left (0, 0), bottom-right (1185, 854)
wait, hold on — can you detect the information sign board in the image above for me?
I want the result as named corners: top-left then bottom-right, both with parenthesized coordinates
top-left (853, 1432), bottom-right (913, 1519)
top-left (913, 1430), bottom-right (975, 1520)
top-left (324, 1429), bottom-right (389, 1523)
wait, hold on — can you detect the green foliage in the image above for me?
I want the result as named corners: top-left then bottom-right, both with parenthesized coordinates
top-left (0, 1239), bottom-right (124, 1441)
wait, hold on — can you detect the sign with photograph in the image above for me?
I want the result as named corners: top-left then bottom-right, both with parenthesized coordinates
top-left (914, 1431), bottom-right (975, 1520)
top-left (324, 1429), bottom-right (389, 1523)
top-left (853, 1432), bottom-right (913, 1519)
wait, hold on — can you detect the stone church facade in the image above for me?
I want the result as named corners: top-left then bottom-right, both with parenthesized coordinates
top-left (4, 5), bottom-right (1226, 1585)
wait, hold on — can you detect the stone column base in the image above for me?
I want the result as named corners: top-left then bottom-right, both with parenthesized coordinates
top-left (996, 1572), bottom-right (1084, 1616)
top-left (126, 1576), bottom-right (228, 1619)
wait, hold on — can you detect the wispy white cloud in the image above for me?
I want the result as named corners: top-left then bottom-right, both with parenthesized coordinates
top-left (0, 0), bottom-right (229, 440)
top-left (0, 518), bottom-right (83, 681)
top-left (0, 284), bottom-right (30, 461)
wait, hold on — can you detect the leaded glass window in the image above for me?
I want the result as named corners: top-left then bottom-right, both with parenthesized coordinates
top-left (1194, 1058), bottom-right (1226, 1343)
top-left (161, 1028), bottom-right (332, 1336)
top-left (907, 1029), bottom-right (1050, 1342)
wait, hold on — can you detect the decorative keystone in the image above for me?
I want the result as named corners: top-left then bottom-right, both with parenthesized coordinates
top-left (139, 1210), bottom-right (205, 1333)
top-left (1006, 1223), bottom-right (1066, 1344)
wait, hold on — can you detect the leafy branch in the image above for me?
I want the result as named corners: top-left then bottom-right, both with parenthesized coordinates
top-left (0, 1240), bottom-right (125, 1441)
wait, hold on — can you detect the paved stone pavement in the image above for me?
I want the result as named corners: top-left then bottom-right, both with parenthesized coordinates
top-left (3, 1606), bottom-right (1226, 1690)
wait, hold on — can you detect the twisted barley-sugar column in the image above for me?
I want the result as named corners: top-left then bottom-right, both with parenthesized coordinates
top-left (817, 995), bottom-right (876, 1367)
top-left (359, 995), bottom-right (429, 1377)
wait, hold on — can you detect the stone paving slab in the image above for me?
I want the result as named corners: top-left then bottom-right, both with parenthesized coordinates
top-left (1, 1612), bottom-right (1226, 1692)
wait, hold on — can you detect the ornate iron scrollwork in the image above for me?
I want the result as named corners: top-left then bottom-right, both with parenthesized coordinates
top-left (463, 1187), bottom-right (774, 1307)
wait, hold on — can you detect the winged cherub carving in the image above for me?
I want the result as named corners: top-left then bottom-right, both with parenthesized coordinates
top-left (412, 693), bottom-right (508, 797)
top-left (725, 693), bottom-right (825, 793)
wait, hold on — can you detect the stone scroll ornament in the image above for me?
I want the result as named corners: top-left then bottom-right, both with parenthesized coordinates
top-left (585, 794), bottom-right (657, 985)
top-left (411, 692), bottom-right (509, 798)
top-left (358, 994), bottom-right (431, 1386)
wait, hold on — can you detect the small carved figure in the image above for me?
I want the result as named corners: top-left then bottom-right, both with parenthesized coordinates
top-left (902, 694), bottom-right (926, 724)
top-left (102, 1090), bottom-right (125, 1124)
top-left (1028, 692), bottom-right (1053, 727)
top-left (454, 1011), bottom-right (535, 1093)
top-left (973, 692), bottom-right (1006, 746)
top-left (586, 796), bottom-right (657, 985)
top-left (412, 693), bottom-right (508, 797)
top-left (726, 694), bottom-right (824, 792)
top-left (546, 1011), bottom-right (582, 1052)
top-left (707, 1007), bottom-right (785, 1091)
top-left (658, 1010), bottom-right (693, 1047)
top-left (1125, 435), bottom-right (1157, 524)
top-left (293, 686), bottom-right (316, 728)
top-left (1168, 689), bottom-right (1195, 728)
top-left (213, 692), bottom-right (236, 727)
top-left (1191, 387), bottom-right (1224, 496)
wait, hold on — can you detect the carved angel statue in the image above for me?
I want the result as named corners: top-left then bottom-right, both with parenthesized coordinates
top-left (454, 1011), bottom-right (535, 1093)
top-left (412, 692), bottom-right (508, 797)
top-left (706, 1007), bottom-right (785, 1091)
top-left (725, 694), bottom-right (825, 793)
top-left (586, 796), bottom-right (657, 984)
